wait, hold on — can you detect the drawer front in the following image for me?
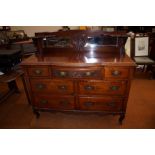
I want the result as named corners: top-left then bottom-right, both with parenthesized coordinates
top-left (79, 81), bottom-right (127, 95)
top-left (79, 97), bottom-right (123, 111)
top-left (28, 67), bottom-right (50, 77)
top-left (30, 79), bottom-right (74, 95)
top-left (33, 95), bottom-right (75, 110)
top-left (52, 68), bottom-right (102, 79)
top-left (104, 67), bottom-right (129, 79)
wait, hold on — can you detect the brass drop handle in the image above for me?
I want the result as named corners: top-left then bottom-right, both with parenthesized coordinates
top-left (59, 100), bottom-right (69, 106)
top-left (112, 70), bottom-right (121, 76)
top-left (106, 102), bottom-right (115, 107)
top-left (40, 99), bottom-right (48, 104)
top-left (84, 102), bottom-right (94, 107)
top-left (85, 71), bottom-right (92, 76)
top-left (110, 86), bottom-right (120, 91)
top-left (84, 85), bottom-right (94, 91)
top-left (36, 84), bottom-right (45, 90)
top-left (34, 69), bottom-right (42, 75)
top-left (58, 85), bottom-right (67, 90)
top-left (59, 71), bottom-right (67, 77)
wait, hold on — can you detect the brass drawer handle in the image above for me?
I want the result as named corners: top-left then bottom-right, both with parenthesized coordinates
top-left (84, 85), bottom-right (94, 91)
top-left (59, 71), bottom-right (67, 77)
top-left (85, 71), bottom-right (92, 76)
top-left (106, 102), bottom-right (115, 107)
top-left (84, 102), bottom-right (94, 107)
top-left (58, 85), bottom-right (67, 90)
top-left (112, 70), bottom-right (121, 76)
top-left (59, 100), bottom-right (69, 106)
top-left (34, 69), bottom-right (42, 75)
top-left (110, 86), bottom-right (120, 91)
top-left (36, 84), bottom-right (45, 90)
top-left (40, 99), bottom-right (48, 104)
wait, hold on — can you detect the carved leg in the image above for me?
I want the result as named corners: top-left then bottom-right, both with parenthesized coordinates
top-left (33, 109), bottom-right (40, 119)
top-left (119, 114), bottom-right (125, 125)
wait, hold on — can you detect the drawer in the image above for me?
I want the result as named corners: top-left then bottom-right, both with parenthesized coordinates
top-left (104, 67), bottom-right (129, 79)
top-left (79, 80), bottom-right (127, 95)
top-left (28, 66), bottom-right (50, 77)
top-left (33, 95), bottom-right (75, 110)
top-left (30, 79), bottom-right (74, 95)
top-left (52, 68), bottom-right (102, 79)
top-left (79, 97), bottom-right (123, 111)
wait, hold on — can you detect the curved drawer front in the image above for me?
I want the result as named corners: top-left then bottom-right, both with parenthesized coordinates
top-left (79, 81), bottom-right (127, 95)
top-left (52, 68), bottom-right (102, 79)
top-left (104, 67), bottom-right (129, 79)
top-left (33, 95), bottom-right (75, 110)
top-left (28, 66), bottom-right (50, 77)
top-left (30, 79), bottom-right (74, 95)
top-left (79, 97), bottom-right (123, 111)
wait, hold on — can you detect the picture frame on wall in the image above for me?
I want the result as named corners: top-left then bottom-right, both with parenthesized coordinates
top-left (135, 36), bottom-right (149, 56)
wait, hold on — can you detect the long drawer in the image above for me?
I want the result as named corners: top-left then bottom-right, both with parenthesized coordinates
top-left (79, 97), bottom-right (123, 111)
top-left (79, 80), bottom-right (127, 95)
top-left (52, 67), bottom-right (102, 79)
top-left (33, 95), bottom-right (75, 110)
top-left (30, 79), bottom-right (74, 95)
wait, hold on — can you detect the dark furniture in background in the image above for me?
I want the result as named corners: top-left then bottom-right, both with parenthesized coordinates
top-left (11, 39), bottom-right (36, 57)
top-left (0, 49), bottom-right (22, 73)
top-left (0, 49), bottom-right (24, 103)
top-left (0, 28), bottom-right (36, 57)
top-left (116, 26), bottom-right (154, 33)
top-left (21, 30), bottom-right (136, 124)
top-left (0, 27), bottom-right (34, 102)
top-left (0, 69), bottom-right (24, 104)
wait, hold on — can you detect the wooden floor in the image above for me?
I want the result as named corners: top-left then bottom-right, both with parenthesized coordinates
top-left (0, 72), bottom-right (155, 129)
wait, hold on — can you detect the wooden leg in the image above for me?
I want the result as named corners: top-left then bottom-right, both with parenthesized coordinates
top-left (33, 109), bottom-right (40, 119)
top-left (21, 75), bottom-right (31, 105)
top-left (119, 114), bottom-right (125, 125)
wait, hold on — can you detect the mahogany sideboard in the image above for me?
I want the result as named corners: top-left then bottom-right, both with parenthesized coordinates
top-left (21, 30), bottom-right (136, 124)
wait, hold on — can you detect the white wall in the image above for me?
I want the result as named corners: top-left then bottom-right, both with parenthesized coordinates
top-left (11, 26), bottom-right (79, 37)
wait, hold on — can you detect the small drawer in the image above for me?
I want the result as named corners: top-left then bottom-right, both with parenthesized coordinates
top-left (30, 79), bottom-right (74, 95)
top-left (52, 68), bottom-right (102, 79)
top-left (79, 97), bottom-right (123, 111)
top-left (79, 80), bottom-right (127, 95)
top-left (33, 95), bottom-right (75, 110)
top-left (28, 66), bottom-right (50, 77)
top-left (104, 67), bottom-right (129, 79)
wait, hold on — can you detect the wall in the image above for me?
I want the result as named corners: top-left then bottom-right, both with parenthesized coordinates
top-left (11, 26), bottom-right (79, 37)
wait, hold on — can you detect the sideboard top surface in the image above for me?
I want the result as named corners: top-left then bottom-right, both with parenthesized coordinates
top-left (21, 51), bottom-right (136, 67)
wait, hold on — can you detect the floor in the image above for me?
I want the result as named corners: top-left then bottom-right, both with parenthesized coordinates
top-left (0, 72), bottom-right (155, 129)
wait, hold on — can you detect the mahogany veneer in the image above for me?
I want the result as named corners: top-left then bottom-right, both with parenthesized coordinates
top-left (21, 30), bottom-right (136, 124)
